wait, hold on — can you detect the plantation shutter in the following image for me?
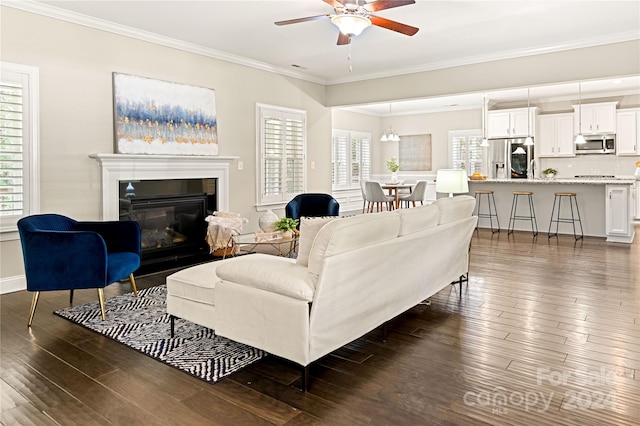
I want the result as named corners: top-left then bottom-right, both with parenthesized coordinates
top-left (332, 130), bottom-right (349, 190)
top-left (259, 106), bottom-right (306, 204)
top-left (449, 130), bottom-right (483, 175)
top-left (0, 75), bottom-right (26, 219)
top-left (331, 130), bottom-right (371, 191)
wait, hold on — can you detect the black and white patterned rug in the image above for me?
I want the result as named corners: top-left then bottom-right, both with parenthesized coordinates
top-left (54, 285), bottom-right (266, 384)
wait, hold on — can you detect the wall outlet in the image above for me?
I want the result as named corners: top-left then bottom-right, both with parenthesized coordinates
top-left (237, 161), bottom-right (244, 170)
top-left (310, 161), bottom-right (315, 170)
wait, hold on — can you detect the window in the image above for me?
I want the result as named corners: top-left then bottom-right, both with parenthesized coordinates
top-left (0, 62), bottom-right (39, 238)
top-left (449, 130), bottom-right (483, 175)
top-left (331, 130), bottom-right (370, 191)
top-left (257, 104), bottom-right (306, 205)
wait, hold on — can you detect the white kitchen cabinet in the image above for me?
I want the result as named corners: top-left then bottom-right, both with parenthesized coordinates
top-left (537, 113), bottom-right (574, 157)
top-left (616, 109), bottom-right (640, 155)
top-left (487, 107), bottom-right (537, 139)
top-left (573, 102), bottom-right (617, 135)
top-left (606, 184), bottom-right (634, 243)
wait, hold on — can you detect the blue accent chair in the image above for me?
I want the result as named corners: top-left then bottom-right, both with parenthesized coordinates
top-left (17, 214), bottom-right (141, 326)
top-left (285, 193), bottom-right (340, 229)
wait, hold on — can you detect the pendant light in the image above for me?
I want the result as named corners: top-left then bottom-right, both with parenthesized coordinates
top-left (380, 103), bottom-right (400, 142)
top-left (575, 82), bottom-right (586, 144)
top-left (480, 93), bottom-right (489, 147)
top-left (524, 88), bottom-right (534, 146)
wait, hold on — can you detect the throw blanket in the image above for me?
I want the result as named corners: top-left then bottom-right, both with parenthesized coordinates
top-left (205, 212), bottom-right (248, 252)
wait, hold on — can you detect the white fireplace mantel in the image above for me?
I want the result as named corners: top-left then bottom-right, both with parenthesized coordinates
top-left (90, 153), bottom-right (238, 220)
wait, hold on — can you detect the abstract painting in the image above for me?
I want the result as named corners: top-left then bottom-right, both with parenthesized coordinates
top-left (399, 134), bottom-right (431, 170)
top-left (113, 73), bottom-right (218, 155)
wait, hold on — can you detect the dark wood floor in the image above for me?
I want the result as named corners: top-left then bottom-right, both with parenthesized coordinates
top-left (2, 227), bottom-right (639, 425)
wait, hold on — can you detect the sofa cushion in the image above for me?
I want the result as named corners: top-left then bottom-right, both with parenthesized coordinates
top-left (216, 253), bottom-right (313, 301)
top-left (432, 195), bottom-right (476, 224)
top-left (397, 204), bottom-right (439, 236)
top-left (166, 260), bottom-right (224, 306)
top-left (307, 211), bottom-right (401, 277)
top-left (297, 216), bottom-right (341, 267)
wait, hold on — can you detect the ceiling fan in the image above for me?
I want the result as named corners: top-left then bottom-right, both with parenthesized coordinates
top-left (275, 0), bottom-right (419, 45)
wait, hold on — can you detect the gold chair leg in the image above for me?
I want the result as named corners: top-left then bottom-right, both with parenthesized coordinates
top-left (128, 273), bottom-right (138, 297)
top-left (97, 288), bottom-right (106, 321)
top-left (28, 291), bottom-right (40, 327)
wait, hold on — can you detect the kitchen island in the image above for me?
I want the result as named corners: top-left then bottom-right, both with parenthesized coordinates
top-left (468, 177), bottom-right (636, 243)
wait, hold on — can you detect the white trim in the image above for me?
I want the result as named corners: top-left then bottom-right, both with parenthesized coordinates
top-left (0, 61), bottom-right (40, 238)
top-left (89, 154), bottom-right (237, 221)
top-left (0, 275), bottom-right (26, 294)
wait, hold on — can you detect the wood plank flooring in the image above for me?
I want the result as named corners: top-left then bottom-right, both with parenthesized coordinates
top-left (2, 227), bottom-right (639, 425)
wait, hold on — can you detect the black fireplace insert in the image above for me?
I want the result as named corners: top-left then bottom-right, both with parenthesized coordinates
top-left (119, 178), bottom-right (217, 274)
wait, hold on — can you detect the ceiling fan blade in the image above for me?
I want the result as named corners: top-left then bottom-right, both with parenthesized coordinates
top-left (275, 14), bottom-right (331, 26)
top-left (337, 32), bottom-right (351, 45)
top-left (370, 15), bottom-right (419, 36)
top-left (364, 0), bottom-right (415, 12)
top-left (323, 0), bottom-right (345, 8)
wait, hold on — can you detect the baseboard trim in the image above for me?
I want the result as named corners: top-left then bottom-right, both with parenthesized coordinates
top-left (1, 275), bottom-right (26, 294)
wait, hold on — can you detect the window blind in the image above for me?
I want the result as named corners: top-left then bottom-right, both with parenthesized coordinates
top-left (0, 80), bottom-right (24, 217)
top-left (258, 106), bottom-right (306, 204)
top-left (449, 130), bottom-right (483, 175)
top-left (331, 130), bottom-right (370, 191)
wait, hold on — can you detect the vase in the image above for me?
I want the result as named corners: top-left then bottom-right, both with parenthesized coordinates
top-left (258, 209), bottom-right (278, 233)
top-left (281, 230), bottom-right (293, 240)
top-left (390, 171), bottom-right (399, 183)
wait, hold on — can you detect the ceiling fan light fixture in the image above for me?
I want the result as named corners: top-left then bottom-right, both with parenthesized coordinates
top-left (331, 14), bottom-right (371, 37)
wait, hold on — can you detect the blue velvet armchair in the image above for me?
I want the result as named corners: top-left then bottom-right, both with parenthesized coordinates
top-left (17, 214), bottom-right (141, 326)
top-left (285, 193), bottom-right (340, 229)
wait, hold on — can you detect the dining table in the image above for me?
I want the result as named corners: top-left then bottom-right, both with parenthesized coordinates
top-left (381, 183), bottom-right (415, 209)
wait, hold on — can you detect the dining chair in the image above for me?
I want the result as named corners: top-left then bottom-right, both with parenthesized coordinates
top-left (360, 180), bottom-right (372, 213)
top-left (365, 181), bottom-right (395, 212)
top-left (399, 180), bottom-right (427, 208)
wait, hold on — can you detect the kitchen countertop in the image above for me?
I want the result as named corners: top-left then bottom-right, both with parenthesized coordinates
top-left (470, 177), bottom-right (637, 185)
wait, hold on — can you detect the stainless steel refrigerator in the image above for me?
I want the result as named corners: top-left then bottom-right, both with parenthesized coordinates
top-left (488, 138), bottom-right (534, 179)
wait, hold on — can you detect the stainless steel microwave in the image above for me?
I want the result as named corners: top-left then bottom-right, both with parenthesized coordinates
top-left (575, 134), bottom-right (616, 154)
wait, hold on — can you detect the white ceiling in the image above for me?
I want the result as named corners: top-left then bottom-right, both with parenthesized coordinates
top-left (10, 0), bottom-right (640, 114)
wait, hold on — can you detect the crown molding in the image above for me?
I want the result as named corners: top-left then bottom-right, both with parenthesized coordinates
top-left (3, 0), bottom-right (328, 85)
top-left (4, 1), bottom-right (638, 87)
top-left (325, 31), bottom-right (640, 85)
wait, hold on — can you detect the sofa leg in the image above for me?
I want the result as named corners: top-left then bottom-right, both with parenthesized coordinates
top-left (69, 289), bottom-right (74, 305)
top-left (382, 322), bottom-right (389, 342)
top-left (170, 315), bottom-right (175, 338)
top-left (301, 365), bottom-right (310, 393)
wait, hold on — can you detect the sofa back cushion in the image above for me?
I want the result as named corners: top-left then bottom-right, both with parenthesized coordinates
top-left (397, 204), bottom-right (439, 236)
top-left (432, 195), bottom-right (476, 224)
top-left (307, 211), bottom-right (400, 277)
top-left (297, 216), bottom-right (340, 267)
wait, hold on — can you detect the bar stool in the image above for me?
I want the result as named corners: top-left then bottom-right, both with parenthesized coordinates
top-left (548, 192), bottom-right (583, 240)
top-left (508, 191), bottom-right (538, 237)
top-left (474, 190), bottom-right (500, 233)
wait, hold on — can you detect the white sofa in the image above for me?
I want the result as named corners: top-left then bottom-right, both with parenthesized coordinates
top-left (166, 195), bottom-right (477, 390)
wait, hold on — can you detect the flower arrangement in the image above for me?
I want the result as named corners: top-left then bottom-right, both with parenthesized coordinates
top-left (385, 157), bottom-right (400, 172)
top-left (542, 168), bottom-right (557, 176)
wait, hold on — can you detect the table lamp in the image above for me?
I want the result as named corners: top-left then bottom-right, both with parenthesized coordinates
top-left (435, 169), bottom-right (469, 197)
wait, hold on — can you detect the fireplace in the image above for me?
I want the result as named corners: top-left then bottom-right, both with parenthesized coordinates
top-left (119, 178), bottom-right (217, 273)
top-left (90, 153), bottom-right (237, 274)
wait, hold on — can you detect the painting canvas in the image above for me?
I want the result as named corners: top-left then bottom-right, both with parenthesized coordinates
top-left (113, 73), bottom-right (218, 156)
top-left (399, 134), bottom-right (431, 171)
